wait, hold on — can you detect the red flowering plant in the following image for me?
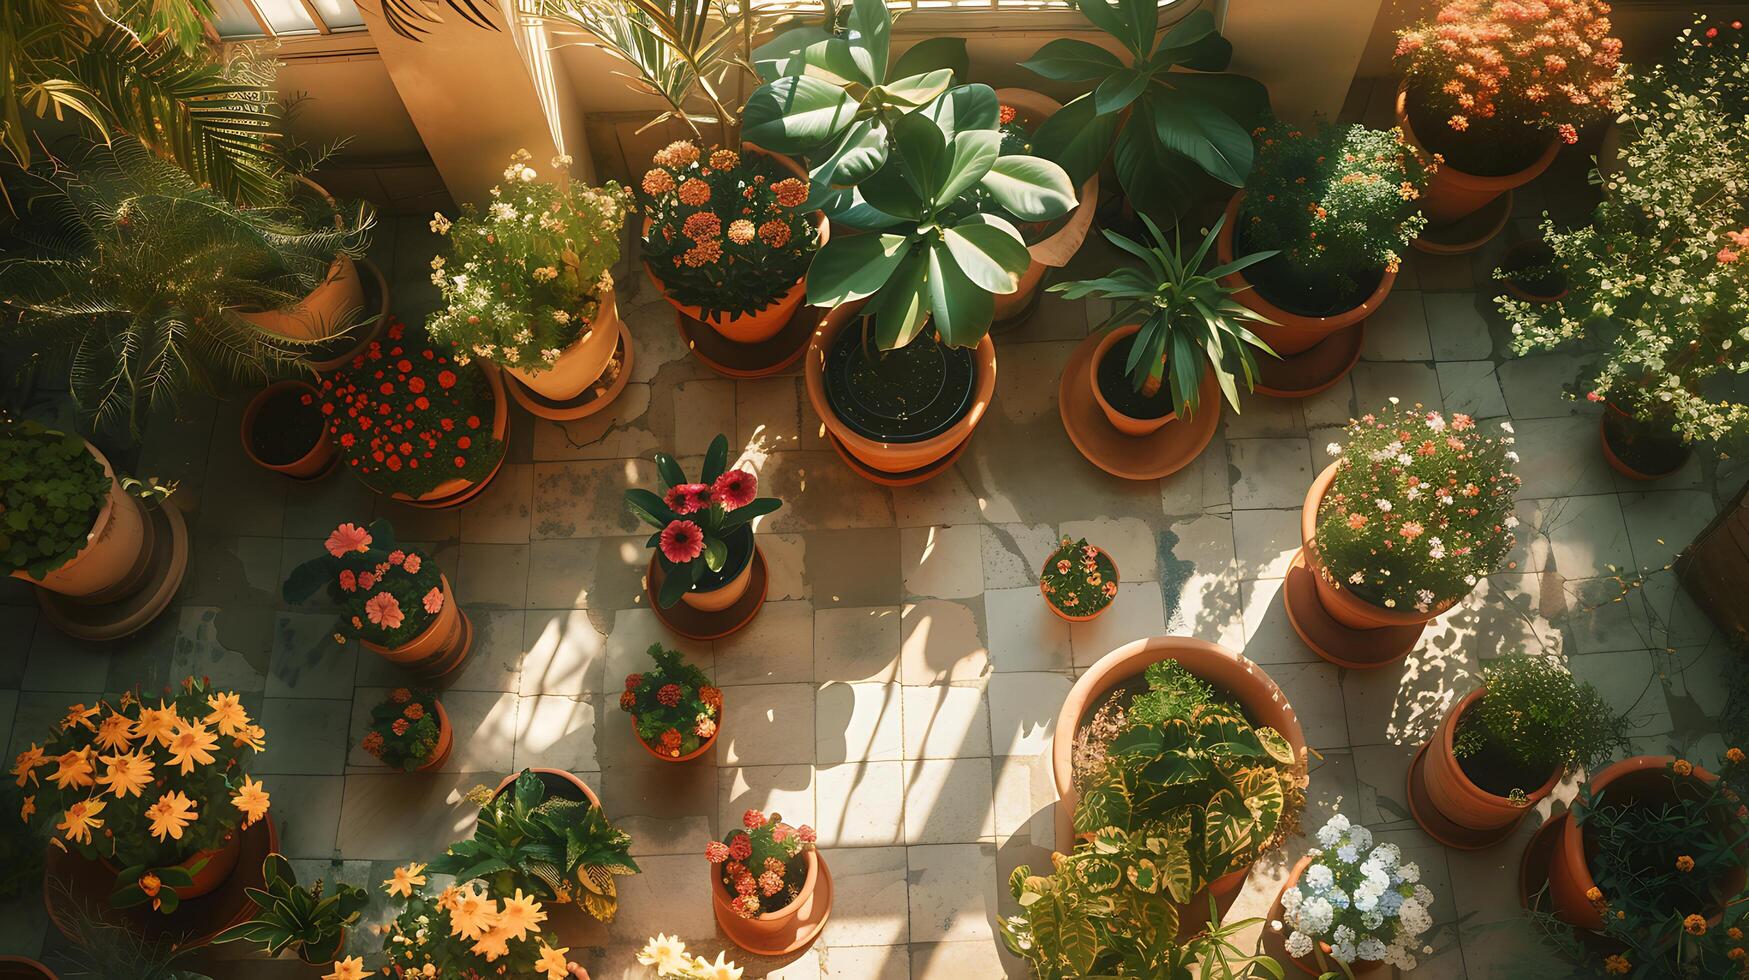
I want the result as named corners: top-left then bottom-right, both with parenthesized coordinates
top-left (362, 688), bottom-right (443, 771)
top-left (706, 809), bottom-right (817, 918)
top-left (619, 644), bottom-right (720, 759)
top-left (282, 519), bottom-right (448, 649)
top-left (624, 433), bottom-right (781, 608)
top-left (316, 318), bottom-right (504, 499)
top-left (639, 140), bottom-right (820, 322)
top-left (1395, 0), bottom-right (1622, 165)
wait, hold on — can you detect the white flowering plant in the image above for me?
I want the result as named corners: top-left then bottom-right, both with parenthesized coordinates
top-left (636, 934), bottom-right (744, 979)
top-left (427, 149), bottom-right (632, 372)
top-left (1314, 401), bottom-right (1521, 612)
top-left (1281, 814), bottom-right (1434, 974)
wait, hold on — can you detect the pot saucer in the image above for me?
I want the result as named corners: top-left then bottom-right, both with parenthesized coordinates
top-left (503, 321), bottom-right (634, 421)
top-left (718, 853), bottom-right (835, 957)
top-left (1057, 331), bottom-right (1221, 481)
top-left (1281, 551), bottom-right (1422, 669)
top-left (824, 429), bottom-right (969, 487)
top-left (1255, 323), bottom-right (1364, 399)
top-left (1407, 741), bottom-right (1528, 850)
top-left (305, 257), bottom-right (390, 374)
top-left (647, 547), bottom-right (769, 641)
top-left (675, 305), bottom-right (819, 379)
top-left (1413, 191), bottom-right (1513, 255)
top-left (37, 501), bottom-right (189, 642)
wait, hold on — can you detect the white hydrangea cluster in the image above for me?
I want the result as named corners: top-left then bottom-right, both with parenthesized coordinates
top-left (1280, 814), bottom-right (1432, 971)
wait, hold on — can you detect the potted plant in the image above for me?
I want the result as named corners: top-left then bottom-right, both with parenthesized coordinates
top-left (1038, 537), bottom-right (1119, 623)
top-left (639, 140), bottom-right (824, 343)
top-left (1393, 0), bottom-right (1622, 239)
top-left (1215, 121), bottom-right (1431, 394)
top-left (427, 150), bottom-right (631, 416)
top-left (14, 677), bottom-right (270, 913)
top-left (1272, 814), bottom-right (1435, 977)
top-left (619, 644), bottom-right (722, 762)
top-left (283, 520), bottom-right (472, 678)
top-left (1286, 402), bottom-right (1521, 668)
top-left (237, 177), bottom-right (378, 350)
top-left (373, 871), bottom-right (584, 979)
top-left (315, 319), bottom-right (509, 508)
top-left (985, 92), bottom-right (1100, 323)
top-left (360, 688), bottom-right (452, 772)
top-left (625, 434), bottom-right (781, 612)
top-left (433, 769), bottom-right (639, 923)
top-left (1018, 7), bottom-right (1269, 221)
top-left (634, 935), bottom-right (744, 978)
top-left (241, 380), bottom-right (336, 480)
top-left (1408, 653), bottom-right (1629, 849)
top-left (213, 853), bottom-right (366, 965)
top-left (706, 809), bottom-right (828, 956)
top-left (3, 421), bottom-right (137, 597)
top-left (1499, 40), bottom-right (1748, 480)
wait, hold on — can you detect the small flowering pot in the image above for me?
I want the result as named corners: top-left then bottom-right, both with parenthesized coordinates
top-left (241, 380), bottom-right (336, 479)
top-left (418, 701), bottom-right (454, 771)
top-left (360, 574), bottom-right (472, 678)
top-left (989, 89), bottom-right (1099, 324)
top-left (501, 286), bottom-right (625, 402)
top-left (1408, 688), bottom-right (1560, 849)
top-left (1039, 545), bottom-right (1119, 624)
top-left (1599, 402), bottom-right (1691, 481)
top-left (1269, 856), bottom-right (1391, 978)
top-left (711, 846), bottom-right (832, 957)
top-left (634, 710), bottom-right (719, 763)
top-left (1395, 83), bottom-right (1558, 229)
top-left (12, 442), bottom-right (151, 601)
top-left (0, 957), bottom-right (57, 979)
top-left (1089, 324), bottom-right (1174, 437)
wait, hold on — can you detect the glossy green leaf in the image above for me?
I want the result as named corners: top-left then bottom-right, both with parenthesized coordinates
top-left (925, 238), bottom-right (995, 349)
top-left (703, 537), bottom-right (727, 573)
top-left (811, 119), bottom-right (889, 188)
top-left (700, 434), bottom-right (728, 484)
top-left (942, 214), bottom-right (1030, 295)
top-left (1151, 8), bottom-right (1231, 71)
top-left (742, 75), bottom-right (859, 154)
top-left (807, 232), bottom-right (912, 306)
top-left (1094, 67), bottom-right (1149, 114)
top-left (652, 452), bottom-right (686, 488)
top-left (1028, 92), bottom-right (1121, 187)
top-left (846, 0), bottom-right (891, 85)
top-left (880, 68), bottom-right (954, 109)
top-left (892, 36), bottom-right (969, 83)
top-left (936, 129), bottom-right (1001, 205)
top-left (979, 154), bottom-right (1078, 221)
top-left (1019, 37), bottom-right (1123, 82)
top-left (921, 83), bottom-right (998, 135)
top-left (867, 248), bottom-right (933, 350)
top-left (857, 164), bottom-right (925, 221)
top-left (752, 25), bottom-right (834, 79)
top-left (892, 111), bottom-right (950, 201)
top-left (1148, 85), bottom-right (1254, 187)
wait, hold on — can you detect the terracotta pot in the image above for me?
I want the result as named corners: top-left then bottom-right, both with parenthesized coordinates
top-left (633, 710), bottom-right (721, 763)
top-left (1599, 403), bottom-right (1689, 481)
top-left (1217, 193), bottom-right (1397, 358)
top-left (502, 287), bottom-right (624, 402)
top-left (492, 767), bottom-right (602, 808)
top-left (1396, 84), bottom-right (1558, 226)
top-left (1040, 550), bottom-right (1119, 624)
top-left (1500, 241), bottom-right (1568, 304)
top-left (1298, 461), bottom-right (1456, 634)
top-left (104, 833), bottom-right (241, 902)
top-left (0, 957), bottom-right (57, 980)
top-left (712, 846), bottom-right (832, 956)
top-left (241, 380), bottom-right (336, 479)
top-left (678, 530), bottom-right (757, 613)
top-left (238, 178), bottom-right (365, 343)
top-left (990, 89), bottom-right (1099, 322)
top-left (360, 575), bottom-right (472, 677)
top-left (1544, 756), bottom-right (1742, 931)
top-left (1089, 324), bottom-right (1175, 436)
top-left (416, 701), bottom-right (454, 771)
top-left (1410, 688), bottom-right (1559, 845)
top-left (804, 302), bottom-right (997, 474)
top-left (1270, 856), bottom-right (1391, 978)
top-left (392, 364), bottom-right (509, 508)
top-left (11, 442), bottom-right (150, 600)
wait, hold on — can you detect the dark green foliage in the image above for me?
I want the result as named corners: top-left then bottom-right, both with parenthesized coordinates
top-left (1454, 653), bottom-right (1631, 776)
top-left (214, 854), bottom-right (367, 963)
top-left (0, 421), bottom-right (109, 579)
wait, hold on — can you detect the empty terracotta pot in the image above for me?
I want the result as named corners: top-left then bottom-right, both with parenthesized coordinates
top-left (11, 442), bottom-right (150, 601)
top-left (1409, 687), bottom-right (1559, 847)
top-left (989, 89), bottom-right (1100, 324)
top-left (360, 574), bottom-right (472, 678)
top-left (1088, 324), bottom-right (1175, 437)
top-left (1396, 83), bottom-right (1558, 227)
top-left (1268, 856), bottom-right (1391, 978)
top-left (502, 287), bottom-right (624, 402)
top-left (711, 845), bottom-right (832, 956)
top-left (241, 380), bottom-right (336, 479)
top-left (393, 364), bottom-right (510, 509)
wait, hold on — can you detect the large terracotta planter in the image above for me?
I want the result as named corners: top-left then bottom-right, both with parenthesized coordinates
top-left (360, 575), bottom-right (471, 678)
top-left (502, 287), bottom-right (624, 402)
top-left (392, 364), bottom-right (510, 509)
top-left (1088, 324), bottom-right (1175, 437)
top-left (1268, 856), bottom-right (1390, 978)
top-left (417, 701), bottom-right (454, 771)
top-left (241, 380), bottom-right (336, 479)
top-left (238, 178), bottom-right (365, 343)
top-left (0, 957), bottom-right (56, 979)
top-left (804, 302), bottom-right (996, 475)
top-left (1216, 193), bottom-right (1396, 358)
top-left (1396, 84), bottom-right (1558, 227)
top-left (712, 845), bottom-right (832, 956)
top-left (493, 767), bottom-right (601, 807)
top-left (1408, 688), bottom-right (1559, 848)
top-left (990, 89), bottom-right (1099, 323)
top-left (11, 443), bottom-right (149, 600)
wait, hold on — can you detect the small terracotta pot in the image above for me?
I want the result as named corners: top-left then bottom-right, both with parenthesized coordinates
top-left (680, 539), bottom-right (756, 614)
top-left (989, 89), bottom-right (1099, 323)
top-left (1499, 241), bottom-right (1568, 304)
top-left (360, 574), bottom-right (472, 678)
top-left (502, 287), bottom-right (624, 402)
top-left (632, 710), bottom-right (721, 763)
top-left (1217, 193), bottom-right (1396, 358)
top-left (241, 380), bottom-right (336, 479)
top-left (712, 845), bottom-right (832, 956)
top-left (297, 927), bottom-right (345, 966)
top-left (1089, 324), bottom-right (1175, 436)
top-left (11, 442), bottom-right (150, 600)
top-left (238, 178), bottom-right (365, 343)
top-left (1269, 856), bottom-right (1391, 978)
top-left (1410, 688), bottom-right (1559, 845)
top-left (1040, 550), bottom-right (1119, 624)
top-left (416, 701), bottom-right (454, 771)
top-left (492, 767), bottom-right (602, 807)
top-left (392, 364), bottom-right (509, 509)
top-left (1599, 403), bottom-right (1689, 481)
top-left (104, 833), bottom-right (241, 902)
top-left (0, 956), bottom-right (58, 979)
top-left (1396, 83), bottom-right (1558, 227)
top-left (804, 302), bottom-right (997, 475)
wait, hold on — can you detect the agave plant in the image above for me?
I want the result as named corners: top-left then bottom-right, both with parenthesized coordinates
top-left (213, 854), bottom-right (367, 964)
top-left (1049, 215), bottom-right (1277, 418)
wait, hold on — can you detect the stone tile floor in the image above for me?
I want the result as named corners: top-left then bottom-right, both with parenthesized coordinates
top-left (3, 89), bottom-right (1745, 979)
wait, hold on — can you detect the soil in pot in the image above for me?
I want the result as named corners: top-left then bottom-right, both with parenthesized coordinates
top-left (1453, 716), bottom-right (1555, 799)
top-left (824, 324), bottom-right (976, 443)
top-left (1500, 240), bottom-right (1567, 299)
top-left (1236, 225), bottom-right (1384, 319)
top-left (1095, 333), bottom-right (1175, 421)
top-left (247, 386), bottom-right (327, 466)
top-left (1604, 408), bottom-right (1690, 476)
top-left (1403, 81), bottom-right (1550, 177)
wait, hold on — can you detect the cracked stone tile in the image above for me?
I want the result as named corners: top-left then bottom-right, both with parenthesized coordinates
top-left (1436, 360), bottom-right (1508, 418)
top-left (814, 605), bottom-right (901, 683)
top-left (531, 458), bottom-right (654, 539)
top-left (1228, 437), bottom-right (1313, 510)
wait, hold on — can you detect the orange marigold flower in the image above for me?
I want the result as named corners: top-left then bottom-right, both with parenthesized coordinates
top-left (682, 238), bottom-right (723, 267)
top-left (678, 179), bottom-right (711, 207)
top-left (998, 104), bottom-right (1017, 125)
top-left (1686, 914), bottom-right (1708, 936)
top-left (682, 211), bottom-right (721, 241)
top-left (1728, 747), bottom-right (1746, 764)
top-left (652, 140), bottom-right (699, 169)
top-left (771, 178), bottom-right (807, 209)
top-left (641, 168), bottom-right (676, 196)
top-left (709, 148), bottom-right (740, 170)
top-left (757, 219), bottom-right (792, 248)
top-left (1603, 956), bottom-right (1629, 975)
top-left (1585, 887), bottom-right (1604, 903)
top-left (1674, 759), bottom-right (1694, 776)
top-left (1677, 855), bottom-right (1696, 872)
top-left (727, 219), bottom-right (756, 245)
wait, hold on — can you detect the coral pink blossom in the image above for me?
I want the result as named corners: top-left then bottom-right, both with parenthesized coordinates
top-left (797, 825), bottom-right (816, 843)
top-left (423, 587), bottom-right (445, 614)
top-left (325, 523), bottom-right (372, 558)
top-left (338, 570), bottom-right (357, 592)
top-left (402, 553), bottom-right (422, 574)
top-left (744, 809), bottom-right (767, 830)
top-left (357, 572), bottom-right (376, 591)
top-left (706, 841), bottom-right (730, 863)
top-left (659, 520), bottom-right (705, 564)
top-left (364, 592), bottom-right (404, 629)
top-left (388, 550), bottom-right (406, 566)
top-left (711, 469), bottom-right (757, 510)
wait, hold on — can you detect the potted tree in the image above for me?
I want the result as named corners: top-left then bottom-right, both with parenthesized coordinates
top-left (706, 809), bottom-right (828, 956)
top-left (240, 381), bottom-right (336, 480)
top-left (1039, 537), bottom-right (1118, 623)
top-left (359, 688), bottom-right (452, 772)
top-left (374, 869), bottom-right (585, 978)
top-left (1408, 653), bottom-right (1629, 849)
top-left (620, 644), bottom-right (721, 762)
top-left (1270, 814), bottom-right (1435, 977)
top-left (213, 853), bottom-right (366, 965)
top-left (236, 176), bottom-right (377, 354)
top-left (1215, 121), bottom-right (1431, 397)
top-left (1286, 402), bottom-right (1522, 668)
top-left (1393, 0), bottom-right (1622, 249)
top-left (283, 520), bottom-right (472, 679)
top-left (428, 150), bottom-right (633, 420)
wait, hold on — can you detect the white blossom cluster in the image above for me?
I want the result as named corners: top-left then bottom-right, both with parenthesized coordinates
top-left (1280, 813), bottom-right (1433, 971)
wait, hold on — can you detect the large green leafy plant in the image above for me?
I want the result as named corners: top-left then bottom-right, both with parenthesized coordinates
top-left (1454, 654), bottom-right (1629, 792)
top-left (214, 854), bottom-right (366, 964)
top-left (0, 421), bottom-right (110, 579)
top-left (1021, 7), bottom-right (1269, 219)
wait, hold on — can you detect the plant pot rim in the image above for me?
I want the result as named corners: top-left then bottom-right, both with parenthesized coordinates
top-left (362, 574), bottom-right (456, 655)
top-left (411, 699), bottom-right (452, 772)
top-left (21, 440), bottom-right (117, 585)
top-left (491, 767), bottom-right (603, 808)
top-left (1219, 192), bottom-right (1398, 333)
top-left (242, 380), bottom-right (329, 471)
top-left (1441, 687), bottom-right (1562, 806)
top-left (992, 87), bottom-right (1099, 270)
top-left (1301, 461), bottom-right (1459, 627)
top-left (1395, 81), bottom-right (1560, 190)
top-left (632, 711), bottom-right (721, 762)
top-left (1598, 407), bottom-right (1688, 481)
top-left (1088, 323), bottom-right (1178, 430)
top-left (1040, 544), bottom-right (1120, 623)
top-left (713, 843), bottom-right (821, 920)
top-left (0, 957), bottom-right (57, 980)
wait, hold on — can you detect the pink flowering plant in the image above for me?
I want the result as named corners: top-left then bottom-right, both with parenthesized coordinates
top-left (283, 520), bottom-right (447, 648)
top-left (706, 809), bottom-right (817, 918)
top-left (1314, 401), bottom-right (1522, 612)
top-left (624, 434), bottom-right (781, 608)
top-left (619, 644), bottom-right (721, 759)
top-left (1039, 537), bottom-right (1118, 617)
top-left (361, 688), bottom-right (443, 771)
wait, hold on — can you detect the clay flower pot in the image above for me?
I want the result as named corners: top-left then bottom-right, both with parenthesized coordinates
top-left (634, 711), bottom-right (720, 763)
top-left (0, 957), bottom-right (57, 979)
top-left (681, 531), bottom-right (758, 614)
top-left (241, 380), bottom-right (336, 479)
top-left (104, 834), bottom-right (242, 902)
top-left (487, 769), bottom-right (608, 935)
top-left (1408, 688), bottom-right (1559, 849)
top-left (1089, 324), bottom-right (1175, 437)
top-left (360, 574), bottom-right (472, 678)
top-left (1599, 403), bottom-right (1690, 482)
top-left (12, 442), bottom-right (150, 600)
top-left (502, 286), bottom-right (625, 402)
top-left (238, 178), bottom-right (365, 343)
top-left (712, 847), bottom-right (833, 956)
top-left (1216, 192), bottom-right (1396, 359)
top-left (1040, 551), bottom-right (1119, 624)
top-left (989, 89), bottom-right (1099, 323)
top-left (394, 363), bottom-right (510, 509)
top-left (804, 301), bottom-right (996, 476)
top-left (1396, 83), bottom-right (1558, 229)
top-left (417, 701), bottom-right (454, 771)
top-left (1268, 856), bottom-right (1391, 978)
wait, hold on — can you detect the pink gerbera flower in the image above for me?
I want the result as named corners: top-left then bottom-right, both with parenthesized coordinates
top-left (325, 523), bottom-right (372, 558)
top-left (659, 520), bottom-right (706, 564)
top-left (423, 587), bottom-right (445, 614)
top-left (711, 469), bottom-right (758, 510)
top-left (402, 553), bottom-right (422, 574)
top-left (664, 483), bottom-right (714, 515)
top-left (364, 592), bottom-right (404, 629)
top-left (338, 569), bottom-right (357, 592)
